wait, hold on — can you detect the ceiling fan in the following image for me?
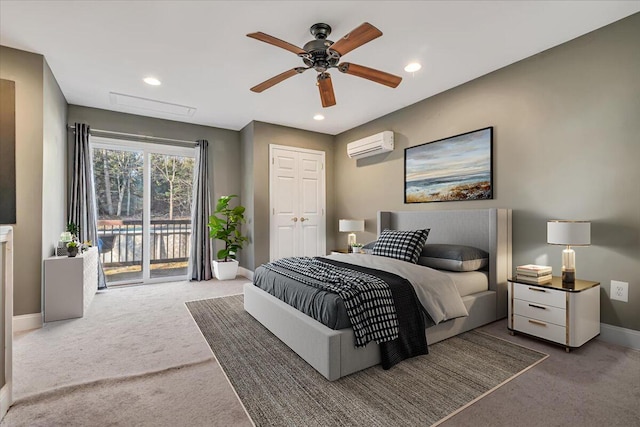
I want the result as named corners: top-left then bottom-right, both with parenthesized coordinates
top-left (247, 22), bottom-right (402, 108)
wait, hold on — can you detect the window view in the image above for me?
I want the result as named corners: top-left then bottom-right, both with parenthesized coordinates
top-left (150, 153), bottom-right (194, 278)
top-left (92, 144), bottom-right (194, 284)
top-left (93, 147), bottom-right (144, 282)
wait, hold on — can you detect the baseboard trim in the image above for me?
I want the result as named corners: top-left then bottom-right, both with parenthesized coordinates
top-left (238, 267), bottom-right (254, 281)
top-left (598, 323), bottom-right (640, 350)
top-left (13, 313), bottom-right (43, 333)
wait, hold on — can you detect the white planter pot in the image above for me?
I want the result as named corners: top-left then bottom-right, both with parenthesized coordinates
top-left (213, 259), bottom-right (239, 281)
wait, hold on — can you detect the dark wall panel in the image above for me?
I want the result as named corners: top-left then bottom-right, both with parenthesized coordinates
top-left (0, 79), bottom-right (16, 224)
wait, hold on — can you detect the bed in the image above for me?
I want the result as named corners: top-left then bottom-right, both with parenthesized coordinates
top-left (244, 208), bottom-right (512, 380)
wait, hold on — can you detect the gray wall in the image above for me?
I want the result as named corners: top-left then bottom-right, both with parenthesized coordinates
top-left (68, 106), bottom-right (242, 261)
top-left (240, 121), bottom-right (335, 270)
top-left (42, 59), bottom-right (68, 264)
top-left (333, 14), bottom-right (640, 332)
top-left (0, 46), bottom-right (46, 316)
top-left (239, 122), bottom-right (255, 269)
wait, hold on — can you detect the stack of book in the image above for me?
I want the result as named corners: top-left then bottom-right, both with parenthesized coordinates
top-left (516, 264), bottom-right (552, 284)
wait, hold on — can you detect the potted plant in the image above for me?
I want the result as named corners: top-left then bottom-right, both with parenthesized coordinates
top-left (350, 243), bottom-right (364, 254)
top-left (208, 195), bottom-right (248, 280)
top-left (66, 222), bottom-right (80, 240)
top-left (66, 241), bottom-right (80, 257)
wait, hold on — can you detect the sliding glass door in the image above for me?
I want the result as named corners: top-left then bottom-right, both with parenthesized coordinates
top-left (92, 138), bottom-right (195, 285)
top-left (149, 153), bottom-right (194, 279)
top-left (92, 146), bottom-right (144, 282)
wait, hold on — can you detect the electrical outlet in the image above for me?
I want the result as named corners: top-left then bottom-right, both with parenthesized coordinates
top-left (610, 280), bottom-right (628, 302)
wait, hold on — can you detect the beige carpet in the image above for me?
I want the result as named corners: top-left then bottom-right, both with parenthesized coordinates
top-left (3, 279), bottom-right (252, 427)
top-left (2, 359), bottom-right (248, 427)
top-left (11, 279), bottom-right (248, 399)
top-left (187, 295), bottom-right (548, 426)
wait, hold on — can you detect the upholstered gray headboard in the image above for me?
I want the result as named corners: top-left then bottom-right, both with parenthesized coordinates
top-left (377, 208), bottom-right (512, 319)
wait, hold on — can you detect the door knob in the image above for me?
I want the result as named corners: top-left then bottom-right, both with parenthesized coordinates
top-left (300, 217), bottom-right (308, 222)
top-left (291, 217), bottom-right (298, 222)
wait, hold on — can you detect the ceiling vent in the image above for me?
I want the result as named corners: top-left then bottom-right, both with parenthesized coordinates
top-left (109, 92), bottom-right (196, 117)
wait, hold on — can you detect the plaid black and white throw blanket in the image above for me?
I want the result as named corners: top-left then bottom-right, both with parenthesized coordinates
top-left (263, 257), bottom-right (399, 347)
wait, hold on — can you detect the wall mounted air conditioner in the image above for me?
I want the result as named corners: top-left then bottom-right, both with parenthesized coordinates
top-left (347, 131), bottom-right (394, 159)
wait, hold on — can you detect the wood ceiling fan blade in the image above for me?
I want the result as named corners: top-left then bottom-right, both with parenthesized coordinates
top-left (247, 32), bottom-right (307, 56)
top-left (250, 68), bottom-right (305, 93)
top-left (338, 62), bottom-right (402, 88)
top-left (317, 73), bottom-right (336, 108)
top-left (328, 22), bottom-right (382, 57)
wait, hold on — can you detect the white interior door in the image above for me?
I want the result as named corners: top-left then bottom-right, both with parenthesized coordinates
top-left (270, 148), bottom-right (299, 259)
top-left (270, 145), bottom-right (325, 261)
top-left (298, 152), bottom-right (323, 257)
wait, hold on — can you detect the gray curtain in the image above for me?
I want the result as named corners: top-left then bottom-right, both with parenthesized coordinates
top-left (189, 139), bottom-right (213, 281)
top-left (69, 123), bottom-right (107, 289)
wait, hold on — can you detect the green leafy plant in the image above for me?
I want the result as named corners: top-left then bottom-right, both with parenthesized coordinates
top-left (207, 195), bottom-right (248, 262)
top-left (66, 222), bottom-right (80, 239)
top-left (66, 241), bottom-right (79, 249)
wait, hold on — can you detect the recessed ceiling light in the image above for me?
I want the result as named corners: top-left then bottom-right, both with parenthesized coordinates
top-left (313, 114), bottom-right (325, 121)
top-left (143, 77), bottom-right (161, 86)
top-left (404, 63), bottom-right (422, 73)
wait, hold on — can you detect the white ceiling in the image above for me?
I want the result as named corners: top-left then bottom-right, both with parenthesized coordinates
top-left (1, 1), bottom-right (638, 135)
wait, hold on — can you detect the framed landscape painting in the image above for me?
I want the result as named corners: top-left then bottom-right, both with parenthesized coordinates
top-left (405, 127), bottom-right (493, 203)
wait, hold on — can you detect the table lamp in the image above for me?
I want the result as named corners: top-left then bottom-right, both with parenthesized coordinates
top-left (547, 220), bottom-right (591, 283)
top-left (339, 219), bottom-right (364, 251)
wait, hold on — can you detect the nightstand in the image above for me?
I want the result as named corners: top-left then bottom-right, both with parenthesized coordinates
top-left (508, 276), bottom-right (600, 352)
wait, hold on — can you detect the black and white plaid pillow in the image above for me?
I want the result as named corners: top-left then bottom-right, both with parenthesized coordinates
top-left (372, 229), bottom-right (430, 264)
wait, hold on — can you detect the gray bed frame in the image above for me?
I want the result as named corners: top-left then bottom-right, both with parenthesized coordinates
top-left (244, 208), bottom-right (512, 381)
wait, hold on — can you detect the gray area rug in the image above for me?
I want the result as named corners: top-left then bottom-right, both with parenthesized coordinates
top-left (186, 295), bottom-right (547, 427)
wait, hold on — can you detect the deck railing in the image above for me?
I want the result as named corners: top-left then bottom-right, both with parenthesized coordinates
top-left (97, 219), bottom-right (191, 267)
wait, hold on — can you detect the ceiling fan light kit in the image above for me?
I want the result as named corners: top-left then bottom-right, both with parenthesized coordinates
top-left (247, 22), bottom-right (402, 108)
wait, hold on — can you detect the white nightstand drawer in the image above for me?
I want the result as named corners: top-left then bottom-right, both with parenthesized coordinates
top-left (514, 315), bottom-right (566, 344)
top-left (513, 283), bottom-right (565, 309)
top-left (514, 299), bottom-right (566, 327)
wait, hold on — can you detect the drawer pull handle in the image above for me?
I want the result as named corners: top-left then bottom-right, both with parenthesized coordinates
top-left (528, 319), bottom-right (547, 327)
top-left (528, 287), bottom-right (546, 292)
top-left (529, 304), bottom-right (546, 310)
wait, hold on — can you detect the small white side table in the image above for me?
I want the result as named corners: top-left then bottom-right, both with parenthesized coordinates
top-left (44, 247), bottom-right (98, 322)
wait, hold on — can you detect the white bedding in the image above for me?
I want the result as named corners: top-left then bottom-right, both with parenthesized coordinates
top-left (442, 270), bottom-right (489, 297)
top-left (323, 253), bottom-right (468, 324)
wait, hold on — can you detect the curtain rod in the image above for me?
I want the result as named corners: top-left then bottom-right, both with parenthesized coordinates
top-left (66, 125), bottom-right (198, 147)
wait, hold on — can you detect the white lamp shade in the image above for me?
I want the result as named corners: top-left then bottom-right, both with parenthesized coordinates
top-left (339, 219), bottom-right (365, 232)
top-left (547, 220), bottom-right (591, 246)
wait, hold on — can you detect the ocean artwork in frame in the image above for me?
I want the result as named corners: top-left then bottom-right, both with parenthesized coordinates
top-left (405, 127), bottom-right (493, 203)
